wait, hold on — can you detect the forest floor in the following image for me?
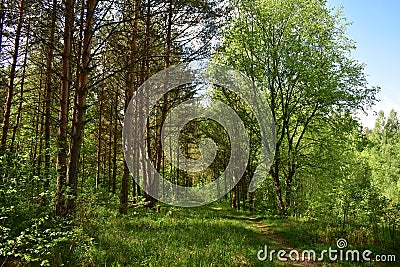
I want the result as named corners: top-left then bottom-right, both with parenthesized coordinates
top-left (77, 202), bottom-right (397, 266)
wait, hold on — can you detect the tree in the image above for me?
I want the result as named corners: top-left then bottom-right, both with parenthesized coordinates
top-left (1, 0), bottom-right (25, 151)
top-left (43, 0), bottom-right (57, 184)
top-left (56, 0), bottom-right (75, 216)
top-left (368, 110), bottom-right (400, 203)
top-left (216, 0), bottom-right (378, 214)
top-left (120, 0), bottom-right (139, 215)
top-left (66, 0), bottom-right (98, 214)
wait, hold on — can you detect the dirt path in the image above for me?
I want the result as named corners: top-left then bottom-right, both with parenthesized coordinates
top-left (248, 216), bottom-right (320, 267)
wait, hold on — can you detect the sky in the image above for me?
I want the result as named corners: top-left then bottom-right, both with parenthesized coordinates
top-left (327, 0), bottom-right (400, 129)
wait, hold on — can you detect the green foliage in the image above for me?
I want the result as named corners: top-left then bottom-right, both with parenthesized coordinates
top-left (367, 110), bottom-right (400, 203)
top-left (0, 151), bottom-right (94, 266)
top-left (215, 0), bottom-right (378, 215)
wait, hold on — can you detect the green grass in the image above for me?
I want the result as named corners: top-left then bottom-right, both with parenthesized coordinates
top-left (79, 202), bottom-right (283, 267)
top-left (72, 198), bottom-right (398, 267)
top-left (3, 199), bottom-right (395, 266)
top-left (257, 216), bottom-right (399, 267)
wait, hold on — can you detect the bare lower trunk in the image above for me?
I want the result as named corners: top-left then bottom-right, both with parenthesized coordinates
top-left (1, 0), bottom-right (24, 151)
top-left (271, 159), bottom-right (285, 215)
top-left (66, 0), bottom-right (97, 215)
top-left (120, 0), bottom-right (139, 214)
top-left (43, 0), bottom-right (57, 187)
top-left (10, 19), bottom-right (30, 151)
top-left (112, 91), bottom-right (117, 194)
top-left (249, 191), bottom-right (255, 211)
top-left (96, 88), bottom-right (104, 189)
top-left (120, 163), bottom-right (130, 214)
top-left (0, 0), bottom-right (5, 54)
top-left (285, 168), bottom-right (295, 215)
top-left (56, 0), bottom-right (74, 217)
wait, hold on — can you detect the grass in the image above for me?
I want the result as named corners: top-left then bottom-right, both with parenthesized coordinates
top-left (3, 194), bottom-right (397, 266)
top-left (257, 215), bottom-right (399, 267)
top-left (71, 197), bottom-right (399, 266)
top-left (78, 201), bottom-right (283, 267)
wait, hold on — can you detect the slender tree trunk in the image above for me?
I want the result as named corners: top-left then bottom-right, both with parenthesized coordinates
top-left (10, 19), bottom-right (30, 151)
top-left (96, 87), bottom-right (104, 189)
top-left (231, 185), bottom-right (237, 209)
top-left (249, 191), bottom-right (255, 211)
top-left (43, 0), bottom-right (57, 185)
top-left (72, 0), bottom-right (85, 116)
top-left (31, 97), bottom-right (40, 170)
top-left (0, 0), bottom-right (5, 54)
top-left (142, 0), bottom-right (153, 205)
top-left (120, 0), bottom-right (139, 214)
top-left (156, 0), bottom-right (173, 203)
top-left (293, 180), bottom-right (298, 217)
top-left (236, 185), bottom-right (240, 210)
top-left (241, 176), bottom-right (246, 211)
top-left (66, 0), bottom-right (97, 214)
top-left (285, 167), bottom-right (295, 215)
top-left (1, 0), bottom-right (24, 151)
top-left (33, 61), bottom-right (44, 175)
top-left (112, 90), bottom-right (117, 194)
top-left (37, 99), bottom-right (45, 177)
top-left (120, 163), bottom-right (129, 214)
top-left (108, 120), bottom-right (112, 192)
top-left (270, 148), bottom-right (284, 215)
top-left (56, 0), bottom-right (75, 217)
top-left (231, 155), bottom-right (237, 209)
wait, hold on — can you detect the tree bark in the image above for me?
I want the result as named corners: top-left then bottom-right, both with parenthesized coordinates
top-left (108, 117), bottom-right (112, 192)
top-left (1, 0), bottom-right (25, 151)
top-left (56, 0), bottom-right (75, 217)
top-left (0, 0), bottom-right (5, 54)
top-left (66, 0), bottom-right (97, 214)
top-left (120, 0), bottom-right (139, 214)
top-left (43, 0), bottom-right (57, 185)
top-left (112, 90), bottom-right (117, 194)
top-left (96, 87), bottom-right (104, 189)
top-left (10, 18), bottom-right (30, 152)
top-left (270, 148), bottom-right (285, 215)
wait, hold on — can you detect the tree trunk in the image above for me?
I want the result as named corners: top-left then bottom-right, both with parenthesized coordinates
top-left (56, 0), bottom-right (75, 217)
top-left (285, 167), bottom-right (295, 215)
top-left (112, 90), bottom-right (117, 194)
top-left (241, 176), bottom-right (246, 211)
top-left (156, 0), bottom-right (173, 203)
top-left (120, 163), bottom-right (129, 214)
top-left (66, 0), bottom-right (97, 214)
top-left (1, 0), bottom-right (25, 151)
top-left (43, 0), bottom-right (57, 185)
top-left (0, 0), bottom-right (5, 54)
top-left (31, 91), bottom-right (41, 171)
top-left (270, 151), bottom-right (285, 215)
top-left (108, 120), bottom-right (112, 192)
top-left (10, 18), bottom-right (30, 151)
top-left (143, 0), bottom-right (155, 206)
top-left (120, 0), bottom-right (139, 214)
top-left (231, 184), bottom-right (237, 209)
top-left (96, 87), bottom-right (104, 189)
top-left (33, 62), bottom-right (44, 176)
top-left (249, 191), bottom-right (255, 212)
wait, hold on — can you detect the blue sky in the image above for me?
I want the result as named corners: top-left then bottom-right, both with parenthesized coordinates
top-left (327, 0), bottom-right (400, 128)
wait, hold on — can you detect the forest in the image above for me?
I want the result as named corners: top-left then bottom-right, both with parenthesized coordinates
top-left (0, 0), bottom-right (399, 266)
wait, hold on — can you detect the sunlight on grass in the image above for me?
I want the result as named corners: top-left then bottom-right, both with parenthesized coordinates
top-left (81, 204), bottom-right (281, 266)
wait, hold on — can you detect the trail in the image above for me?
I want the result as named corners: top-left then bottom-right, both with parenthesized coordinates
top-left (248, 216), bottom-right (320, 267)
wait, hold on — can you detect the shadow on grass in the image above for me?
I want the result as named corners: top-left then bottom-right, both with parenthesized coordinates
top-left (83, 206), bottom-right (286, 266)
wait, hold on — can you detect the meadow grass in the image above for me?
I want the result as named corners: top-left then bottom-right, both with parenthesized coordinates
top-left (79, 201), bottom-right (285, 266)
top-left (74, 197), bottom-right (398, 267)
